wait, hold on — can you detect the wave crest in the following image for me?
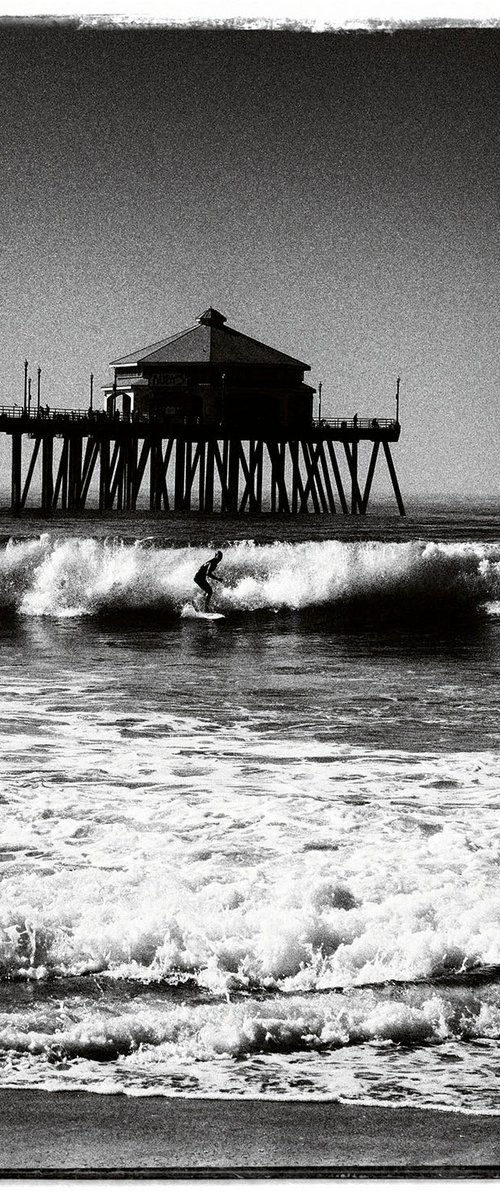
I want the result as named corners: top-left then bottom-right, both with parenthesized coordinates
top-left (0, 535), bottom-right (498, 617)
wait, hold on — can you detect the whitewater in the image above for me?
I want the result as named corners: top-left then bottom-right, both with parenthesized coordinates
top-left (0, 511), bottom-right (500, 1113)
top-left (0, 532), bottom-right (499, 617)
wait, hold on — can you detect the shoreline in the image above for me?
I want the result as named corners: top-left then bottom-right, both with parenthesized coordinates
top-left (0, 1090), bottom-right (499, 1176)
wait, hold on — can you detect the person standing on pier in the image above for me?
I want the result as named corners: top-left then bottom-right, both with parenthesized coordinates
top-left (194, 551), bottom-right (223, 612)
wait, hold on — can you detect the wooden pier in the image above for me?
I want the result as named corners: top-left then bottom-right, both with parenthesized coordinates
top-left (0, 409), bottom-right (405, 515)
top-left (3, 309), bottom-right (406, 515)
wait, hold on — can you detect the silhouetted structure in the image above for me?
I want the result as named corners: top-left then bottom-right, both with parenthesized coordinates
top-left (104, 308), bottom-right (315, 432)
top-left (0, 309), bottom-right (405, 515)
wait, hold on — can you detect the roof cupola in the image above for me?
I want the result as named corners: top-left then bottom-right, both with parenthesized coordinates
top-left (198, 308), bottom-right (227, 328)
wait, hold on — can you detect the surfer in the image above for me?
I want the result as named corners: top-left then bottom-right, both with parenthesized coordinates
top-left (194, 550), bottom-right (223, 612)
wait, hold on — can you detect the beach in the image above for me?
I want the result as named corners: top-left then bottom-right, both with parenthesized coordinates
top-left (0, 1091), bottom-right (499, 1175)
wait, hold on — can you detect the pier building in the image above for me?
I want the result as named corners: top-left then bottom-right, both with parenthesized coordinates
top-left (0, 308), bottom-right (405, 515)
top-left (104, 307), bottom-right (315, 432)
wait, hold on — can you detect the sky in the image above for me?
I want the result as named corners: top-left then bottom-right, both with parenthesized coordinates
top-left (0, 21), bottom-right (499, 497)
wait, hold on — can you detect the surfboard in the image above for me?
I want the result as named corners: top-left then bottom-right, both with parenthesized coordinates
top-left (181, 603), bottom-right (225, 621)
top-left (191, 611), bottom-right (225, 621)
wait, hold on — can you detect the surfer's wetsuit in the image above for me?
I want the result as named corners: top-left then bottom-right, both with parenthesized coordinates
top-left (194, 552), bottom-right (223, 612)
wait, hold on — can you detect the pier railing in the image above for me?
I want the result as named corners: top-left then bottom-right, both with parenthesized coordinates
top-left (0, 405), bottom-right (399, 433)
top-left (312, 417), bottom-right (399, 431)
top-left (0, 405), bottom-right (92, 420)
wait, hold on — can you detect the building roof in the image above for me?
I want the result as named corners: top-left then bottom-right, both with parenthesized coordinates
top-left (111, 309), bottom-right (310, 370)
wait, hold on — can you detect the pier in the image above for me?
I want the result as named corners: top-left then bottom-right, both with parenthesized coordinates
top-left (2, 309), bottom-right (405, 515)
top-left (0, 409), bottom-right (404, 515)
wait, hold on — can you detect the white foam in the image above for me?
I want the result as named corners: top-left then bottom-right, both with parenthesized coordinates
top-left (0, 535), bottom-right (497, 616)
top-left (1, 726), bottom-right (500, 990)
top-left (1, 987), bottom-right (500, 1112)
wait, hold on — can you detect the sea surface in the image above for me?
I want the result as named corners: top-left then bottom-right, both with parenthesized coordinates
top-left (1, 498), bottom-right (500, 1114)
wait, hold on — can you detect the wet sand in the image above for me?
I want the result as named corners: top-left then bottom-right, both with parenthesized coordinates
top-left (0, 1091), bottom-right (499, 1176)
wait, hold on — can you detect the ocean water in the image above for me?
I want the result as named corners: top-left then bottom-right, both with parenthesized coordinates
top-left (0, 501), bottom-right (500, 1114)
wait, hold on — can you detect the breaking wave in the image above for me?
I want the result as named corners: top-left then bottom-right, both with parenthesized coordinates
top-left (0, 983), bottom-right (499, 1062)
top-left (0, 535), bottom-right (499, 618)
top-left (2, 825), bottom-right (500, 992)
top-left (2, 973), bottom-right (500, 1110)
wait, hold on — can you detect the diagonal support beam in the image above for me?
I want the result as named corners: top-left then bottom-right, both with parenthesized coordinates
top-left (213, 440), bottom-right (230, 510)
top-left (68, 436), bottom-right (82, 510)
top-left (237, 441), bottom-right (252, 512)
top-left (184, 441), bottom-right (202, 508)
top-left (79, 439), bottom-right (100, 507)
top-left (53, 438), bottom-right (69, 508)
top-left (21, 437), bottom-right (41, 508)
top-left (99, 439), bottom-right (111, 511)
top-left (360, 440), bottom-right (380, 514)
top-left (381, 440), bottom-right (406, 515)
top-left (289, 440), bottom-right (307, 513)
top-left (157, 439), bottom-right (174, 510)
top-left (267, 441), bottom-right (290, 513)
top-left (300, 442), bottom-right (323, 513)
top-left (324, 439), bottom-right (348, 513)
top-left (108, 441), bottom-right (124, 507)
top-left (343, 441), bottom-right (363, 514)
top-left (317, 442), bottom-right (336, 513)
top-left (132, 439), bottom-right (152, 506)
top-left (238, 441), bottom-right (261, 512)
top-left (77, 446), bottom-right (99, 511)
